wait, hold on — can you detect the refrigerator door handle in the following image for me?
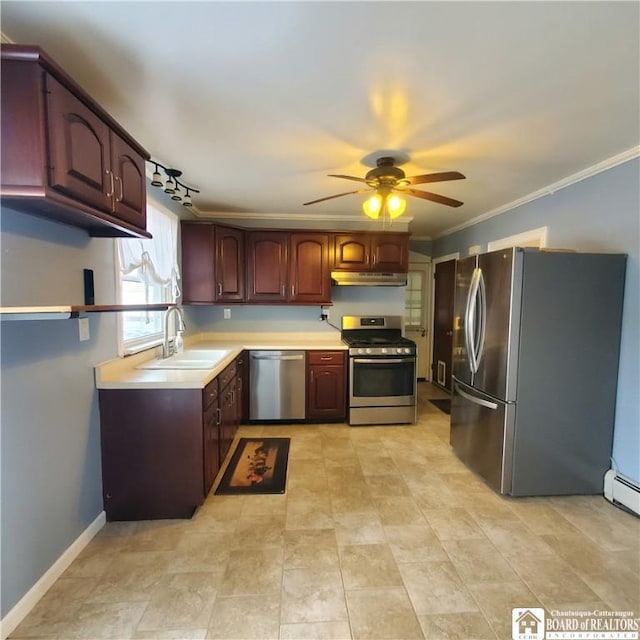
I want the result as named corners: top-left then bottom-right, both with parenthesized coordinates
top-left (475, 269), bottom-right (487, 368)
top-left (455, 381), bottom-right (499, 410)
top-left (466, 268), bottom-right (481, 373)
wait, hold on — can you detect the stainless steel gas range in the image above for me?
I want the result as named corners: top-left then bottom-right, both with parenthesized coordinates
top-left (341, 315), bottom-right (417, 426)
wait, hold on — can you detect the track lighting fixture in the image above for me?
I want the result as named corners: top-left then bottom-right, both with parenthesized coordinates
top-left (149, 162), bottom-right (199, 208)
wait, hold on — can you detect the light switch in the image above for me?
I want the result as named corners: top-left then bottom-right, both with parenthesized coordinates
top-left (79, 317), bottom-right (90, 341)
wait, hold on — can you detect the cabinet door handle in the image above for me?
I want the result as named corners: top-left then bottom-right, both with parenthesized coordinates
top-left (281, 284), bottom-right (285, 297)
top-left (320, 356), bottom-right (333, 361)
top-left (291, 285), bottom-right (295, 297)
top-left (114, 175), bottom-right (124, 202)
top-left (217, 283), bottom-right (222, 296)
top-left (105, 170), bottom-right (114, 197)
top-left (216, 407), bottom-right (221, 426)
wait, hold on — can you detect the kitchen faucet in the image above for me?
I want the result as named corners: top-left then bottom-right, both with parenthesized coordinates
top-left (163, 305), bottom-right (186, 358)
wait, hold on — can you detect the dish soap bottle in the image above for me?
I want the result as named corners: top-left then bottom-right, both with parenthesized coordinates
top-left (175, 330), bottom-right (184, 354)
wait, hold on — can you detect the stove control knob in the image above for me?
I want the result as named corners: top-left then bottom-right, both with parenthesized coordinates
top-left (358, 348), bottom-right (365, 355)
top-left (405, 348), bottom-right (411, 354)
top-left (396, 348), bottom-right (402, 354)
top-left (382, 348), bottom-right (388, 354)
top-left (366, 348), bottom-right (372, 354)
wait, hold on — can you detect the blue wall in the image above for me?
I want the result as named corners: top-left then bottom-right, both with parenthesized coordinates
top-left (433, 158), bottom-right (640, 483)
top-left (186, 285), bottom-right (406, 334)
top-left (0, 207), bottom-right (121, 617)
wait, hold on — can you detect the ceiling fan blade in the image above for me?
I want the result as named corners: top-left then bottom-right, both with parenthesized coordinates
top-left (404, 188), bottom-right (464, 208)
top-left (303, 188), bottom-right (373, 206)
top-left (327, 174), bottom-right (370, 184)
top-left (406, 171), bottom-right (466, 186)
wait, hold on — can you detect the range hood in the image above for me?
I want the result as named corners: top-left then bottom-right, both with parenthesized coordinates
top-left (330, 271), bottom-right (407, 286)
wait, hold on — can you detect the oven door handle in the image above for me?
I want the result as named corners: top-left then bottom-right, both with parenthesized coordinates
top-left (353, 358), bottom-right (414, 364)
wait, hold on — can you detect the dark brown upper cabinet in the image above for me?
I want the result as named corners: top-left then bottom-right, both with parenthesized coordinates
top-left (246, 231), bottom-right (331, 304)
top-left (289, 233), bottom-right (331, 303)
top-left (1, 44), bottom-right (149, 238)
top-left (181, 222), bottom-right (245, 304)
top-left (215, 225), bottom-right (245, 302)
top-left (246, 231), bottom-right (290, 302)
top-left (333, 232), bottom-right (409, 272)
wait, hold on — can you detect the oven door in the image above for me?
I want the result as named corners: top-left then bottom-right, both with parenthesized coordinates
top-left (349, 356), bottom-right (416, 407)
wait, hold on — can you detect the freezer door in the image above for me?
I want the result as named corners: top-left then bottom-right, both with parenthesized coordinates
top-left (473, 248), bottom-right (522, 401)
top-left (450, 378), bottom-right (515, 494)
top-left (452, 256), bottom-right (477, 386)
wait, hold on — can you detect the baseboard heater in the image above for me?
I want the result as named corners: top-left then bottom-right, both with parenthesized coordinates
top-left (604, 470), bottom-right (640, 516)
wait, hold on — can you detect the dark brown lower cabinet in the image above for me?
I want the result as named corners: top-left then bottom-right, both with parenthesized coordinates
top-left (99, 388), bottom-right (205, 521)
top-left (202, 378), bottom-right (220, 497)
top-left (306, 351), bottom-right (346, 421)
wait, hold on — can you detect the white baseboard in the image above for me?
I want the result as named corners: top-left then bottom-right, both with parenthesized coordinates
top-left (604, 470), bottom-right (640, 516)
top-left (0, 511), bottom-right (106, 640)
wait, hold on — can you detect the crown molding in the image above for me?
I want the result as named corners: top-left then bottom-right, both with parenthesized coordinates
top-left (437, 145), bottom-right (640, 239)
top-left (194, 210), bottom-right (365, 223)
top-left (192, 209), bottom-right (413, 231)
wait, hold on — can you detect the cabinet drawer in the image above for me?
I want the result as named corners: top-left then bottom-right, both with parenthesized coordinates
top-left (307, 351), bottom-right (345, 365)
top-left (203, 378), bottom-right (219, 408)
top-left (218, 362), bottom-right (237, 389)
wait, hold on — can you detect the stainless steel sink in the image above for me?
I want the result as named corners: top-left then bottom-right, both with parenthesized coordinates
top-left (137, 349), bottom-right (232, 370)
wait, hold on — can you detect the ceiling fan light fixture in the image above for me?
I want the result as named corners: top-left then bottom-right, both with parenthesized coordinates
top-left (363, 193), bottom-right (383, 219)
top-left (387, 194), bottom-right (406, 218)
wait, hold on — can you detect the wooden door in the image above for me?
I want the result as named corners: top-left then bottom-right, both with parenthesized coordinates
top-left (45, 74), bottom-right (111, 212)
top-left (289, 233), bottom-right (331, 303)
top-left (432, 259), bottom-right (456, 391)
top-left (246, 231), bottom-right (288, 301)
top-left (371, 234), bottom-right (409, 272)
top-left (110, 131), bottom-right (147, 228)
top-left (215, 226), bottom-right (245, 302)
top-left (181, 222), bottom-right (216, 303)
top-left (333, 234), bottom-right (370, 271)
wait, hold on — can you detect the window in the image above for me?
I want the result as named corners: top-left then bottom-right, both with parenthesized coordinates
top-left (115, 202), bottom-right (180, 355)
top-left (404, 270), bottom-right (425, 328)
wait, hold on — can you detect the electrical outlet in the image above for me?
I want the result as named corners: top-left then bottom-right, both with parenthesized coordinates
top-left (78, 317), bottom-right (90, 341)
top-left (223, 308), bottom-right (231, 320)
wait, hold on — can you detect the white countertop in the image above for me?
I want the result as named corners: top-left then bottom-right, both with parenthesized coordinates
top-left (95, 331), bottom-right (346, 390)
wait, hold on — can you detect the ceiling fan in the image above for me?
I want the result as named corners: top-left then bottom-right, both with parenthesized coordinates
top-left (303, 156), bottom-right (466, 214)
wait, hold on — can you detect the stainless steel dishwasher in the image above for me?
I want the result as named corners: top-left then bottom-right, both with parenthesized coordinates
top-left (249, 351), bottom-right (306, 421)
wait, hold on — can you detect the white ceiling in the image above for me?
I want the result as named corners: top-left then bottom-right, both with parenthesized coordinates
top-left (2, 1), bottom-right (639, 238)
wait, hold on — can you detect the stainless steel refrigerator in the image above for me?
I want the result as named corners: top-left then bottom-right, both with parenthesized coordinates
top-left (451, 247), bottom-right (626, 496)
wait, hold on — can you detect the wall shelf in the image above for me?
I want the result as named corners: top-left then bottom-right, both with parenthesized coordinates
top-left (0, 304), bottom-right (172, 321)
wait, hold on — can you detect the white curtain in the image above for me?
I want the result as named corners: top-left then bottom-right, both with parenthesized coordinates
top-left (116, 204), bottom-right (181, 303)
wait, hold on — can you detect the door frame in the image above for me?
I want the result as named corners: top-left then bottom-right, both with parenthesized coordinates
top-left (429, 252), bottom-right (459, 383)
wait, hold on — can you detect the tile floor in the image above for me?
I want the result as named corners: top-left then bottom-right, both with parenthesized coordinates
top-left (10, 384), bottom-right (640, 639)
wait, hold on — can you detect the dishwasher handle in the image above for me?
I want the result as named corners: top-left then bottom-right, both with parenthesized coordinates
top-left (250, 354), bottom-right (304, 361)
